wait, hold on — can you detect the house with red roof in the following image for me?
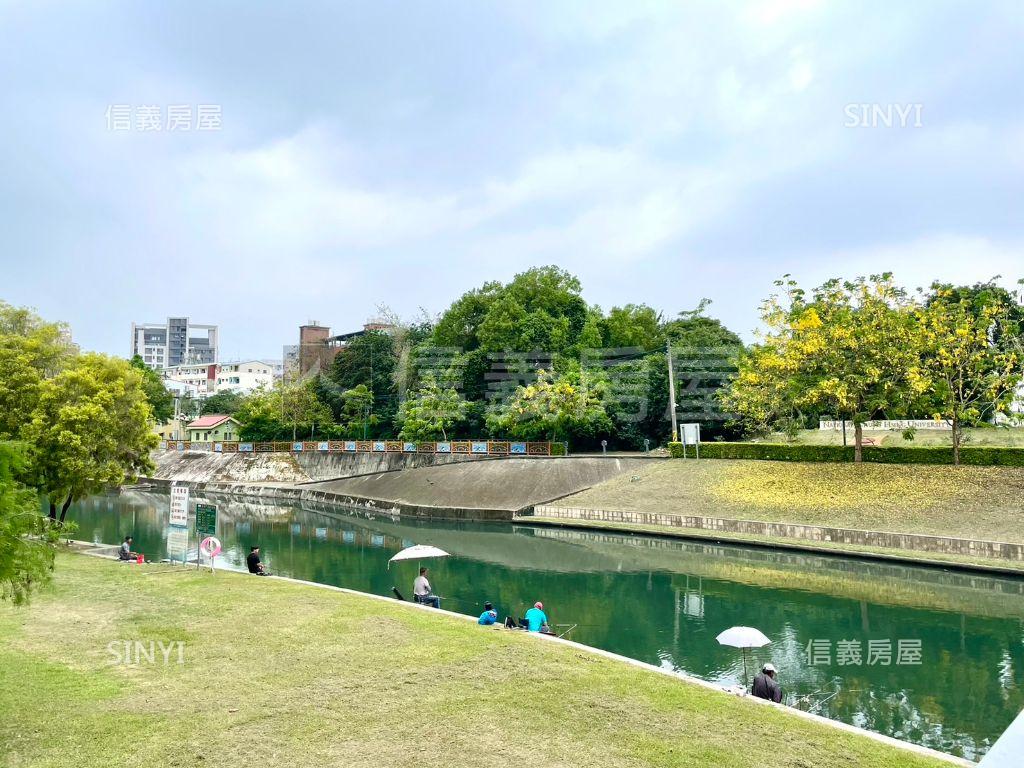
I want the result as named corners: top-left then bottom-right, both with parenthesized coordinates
top-left (185, 414), bottom-right (242, 443)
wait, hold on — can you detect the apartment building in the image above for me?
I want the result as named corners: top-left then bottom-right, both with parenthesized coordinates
top-left (130, 317), bottom-right (218, 369)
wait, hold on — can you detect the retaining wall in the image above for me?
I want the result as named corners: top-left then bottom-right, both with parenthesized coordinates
top-left (529, 504), bottom-right (1024, 561)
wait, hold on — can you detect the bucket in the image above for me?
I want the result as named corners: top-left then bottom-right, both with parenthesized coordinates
top-left (136, 554), bottom-right (144, 564)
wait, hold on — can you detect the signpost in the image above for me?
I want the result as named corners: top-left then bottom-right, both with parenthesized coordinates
top-left (195, 503), bottom-right (217, 538)
top-left (194, 503), bottom-right (217, 570)
top-left (169, 485), bottom-right (189, 565)
top-left (169, 485), bottom-right (189, 527)
top-left (679, 423), bottom-right (702, 458)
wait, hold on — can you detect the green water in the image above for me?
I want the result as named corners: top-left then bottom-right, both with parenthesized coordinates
top-left (66, 490), bottom-right (1024, 761)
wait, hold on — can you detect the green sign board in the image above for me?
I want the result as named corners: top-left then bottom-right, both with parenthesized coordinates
top-left (195, 503), bottom-right (217, 538)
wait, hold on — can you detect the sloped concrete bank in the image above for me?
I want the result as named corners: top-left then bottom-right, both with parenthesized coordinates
top-left (142, 454), bottom-right (650, 519)
top-left (150, 449), bottom-right (497, 484)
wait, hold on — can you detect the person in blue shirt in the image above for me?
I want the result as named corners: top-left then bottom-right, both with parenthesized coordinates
top-left (478, 601), bottom-right (498, 625)
top-left (524, 601), bottom-right (548, 633)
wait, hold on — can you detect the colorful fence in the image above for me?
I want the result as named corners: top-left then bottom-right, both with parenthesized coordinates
top-left (158, 439), bottom-right (553, 456)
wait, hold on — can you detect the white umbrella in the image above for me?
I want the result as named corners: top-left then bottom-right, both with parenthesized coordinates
top-left (716, 626), bottom-right (771, 689)
top-left (388, 544), bottom-right (449, 569)
top-left (979, 708), bottom-right (1024, 767)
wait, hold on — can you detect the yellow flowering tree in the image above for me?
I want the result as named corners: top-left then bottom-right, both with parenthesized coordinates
top-left (917, 287), bottom-right (1023, 464)
top-left (724, 275), bottom-right (928, 462)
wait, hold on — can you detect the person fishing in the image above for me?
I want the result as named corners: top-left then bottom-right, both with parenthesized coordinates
top-left (751, 663), bottom-right (782, 703)
top-left (118, 536), bottom-right (139, 561)
top-left (524, 601), bottom-right (549, 633)
top-left (246, 546), bottom-right (270, 576)
top-left (478, 601), bottom-right (498, 625)
top-left (413, 567), bottom-right (441, 608)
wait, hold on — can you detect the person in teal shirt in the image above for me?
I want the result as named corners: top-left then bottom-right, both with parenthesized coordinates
top-left (524, 601), bottom-right (548, 632)
top-left (478, 601), bottom-right (498, 625)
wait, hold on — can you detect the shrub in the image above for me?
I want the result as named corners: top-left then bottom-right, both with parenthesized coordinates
top-left (667, 441), bottom-right (1024, 466)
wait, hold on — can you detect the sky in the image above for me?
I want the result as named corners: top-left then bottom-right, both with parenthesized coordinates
top-left (1, 0), bottom-right (1023, 360)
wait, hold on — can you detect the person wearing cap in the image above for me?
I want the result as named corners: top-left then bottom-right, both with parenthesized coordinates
top-left (478, 601), bottom-right (498, 625)
top-left (751, 663), bottom-right (782, 703)
top-left (524, 601), bottom-right (548, 633)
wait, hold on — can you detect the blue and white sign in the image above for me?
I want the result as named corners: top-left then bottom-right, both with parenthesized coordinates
top-left (345, 441), bottom-right (356, 452)
top-left (471, 441), bottom-right (489, 454)
top-left (159, 440), bottom-right (168, 450)
top-left (373, 441), bottom-right (386, 452)
top-left (510, 442), bottom-right (527, 454)
top-left (317, 441), bottom-right (330, 452)
top-left (292, 442), bottom-right (304, 452)
top-left (176, 441), bottom-right (185, 451)
top-left (403, 442), bottom-right (416, 452)
top-left (238, 442), bottom-right (254, 452)
top-left (213, 442), bottom-right (223, 453)
top-left (436, 442), bottom-right (452, 453)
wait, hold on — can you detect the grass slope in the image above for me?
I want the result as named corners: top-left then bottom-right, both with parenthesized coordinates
top-left (554, 460), bottom-right (1024, 545)
top-left (0, 553), bottom-right (951, 768)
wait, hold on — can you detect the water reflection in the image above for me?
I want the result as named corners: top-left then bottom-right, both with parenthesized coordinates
top-left (64, 490), bottom-right (1024, 761)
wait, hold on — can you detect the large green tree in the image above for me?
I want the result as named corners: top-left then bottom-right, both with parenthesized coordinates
top-left (327, 331), bottom-right (397, 436)
top-left (129, 355), bottom-right (174, 422)
top-left (23, 353), bottom-right (157, 523)
top-left (0, 302), bottom-right (75, 439)
top-left (917, 286), bottom-right (1023, 463)
top-left (0, 441), bottom-right (62, 604)
top-left (237, 379), bottom-right (334, 441)
top-left (396, 375), bottom-right (468, 441)
top-left (487, 368), bottom-right (612, 443)
top-left (200, 390), bottom-right (246, 416)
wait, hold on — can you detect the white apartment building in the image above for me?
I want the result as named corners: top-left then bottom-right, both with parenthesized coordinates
top-left (162, 360), bottom-right (277, 395)
top-left (130, 317), bottom-right (218, 369)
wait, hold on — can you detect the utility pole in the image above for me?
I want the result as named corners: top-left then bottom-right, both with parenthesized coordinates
top-left (666, 340), bottom-right (678, 442)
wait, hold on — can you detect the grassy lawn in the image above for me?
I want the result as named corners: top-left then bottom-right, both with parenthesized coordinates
top-left (0, 553), bottom-right (953, 768)
top-left (555, 460), bottom-right (1024, 544)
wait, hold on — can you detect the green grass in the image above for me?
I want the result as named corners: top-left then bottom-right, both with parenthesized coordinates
top-left (554, 460), bottom-right (1024, 546)
top-left (0, 552), bottom-right (954, 768)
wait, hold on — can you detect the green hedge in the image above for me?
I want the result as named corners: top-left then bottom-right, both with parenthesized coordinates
top-left (667, 441), bottom-right (1024, 466)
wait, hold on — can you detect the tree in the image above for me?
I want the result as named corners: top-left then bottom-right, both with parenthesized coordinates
top-left (0, 302), bottom-right (76, 439)
top-left (724, 275), bottom-right (927, 461)
top-left (336, 384), bottom-right (377, 438)
top-left (397, 375), bottom-right (468, 440)
top-left (236, 379), bottom-right (334, 441)
top-left (200, 390), bottom-right (245, 416)
top-left (0, 442), bottom-right (63, 604)
top-left (917, 287), bottom-right (1023, 464)
top-left (328, 331), bottom-right (397, 436)
top-left (23, 354), bottom-right (157, 523)
top-left (487, 369), bottom-right (612, 443)
top-left (602, 304), bottom-right (662, 350)
top-left (129, 355), bottom-right (174, 422)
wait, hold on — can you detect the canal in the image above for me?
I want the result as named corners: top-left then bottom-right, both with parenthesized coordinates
top-left (66, 489), bottom-right (1024, 761)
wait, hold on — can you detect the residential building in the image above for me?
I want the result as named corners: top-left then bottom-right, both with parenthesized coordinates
top-left (185, 414), bottom-right (242, 443)
top-left (214, 360), bottom-right (277, 393)
top-left (163, 360), bottom-right (276, 395)
top-left (130, 317), bottom-right (218, 369)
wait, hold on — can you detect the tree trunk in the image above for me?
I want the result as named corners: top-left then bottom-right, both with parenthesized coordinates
top-left (48, 501), bottom-right (57, 520)
top-left (58, 494), bottom-right (74, 524)
top-left (853, 422), bottom-right (863, 463)
top-left (441, 426), bottom-right (447, 441)
top-left (952, 415), bottom-right (961, 466)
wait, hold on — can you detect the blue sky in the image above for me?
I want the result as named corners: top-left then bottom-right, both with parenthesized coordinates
top-left (1, 0), bottom-right (1022, 359)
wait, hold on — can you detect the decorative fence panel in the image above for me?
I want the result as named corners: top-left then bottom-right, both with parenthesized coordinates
top-left (161, 439), bottom-right (552, 456)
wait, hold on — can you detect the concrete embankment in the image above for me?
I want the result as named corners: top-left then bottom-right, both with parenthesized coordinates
top-left (145, 451), bottom-right (650, 519)
top-left (150, 449), bottom-right (495, 484)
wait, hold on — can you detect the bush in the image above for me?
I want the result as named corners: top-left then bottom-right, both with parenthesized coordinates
top-left (667, 441), bottom-right (1024, 466)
